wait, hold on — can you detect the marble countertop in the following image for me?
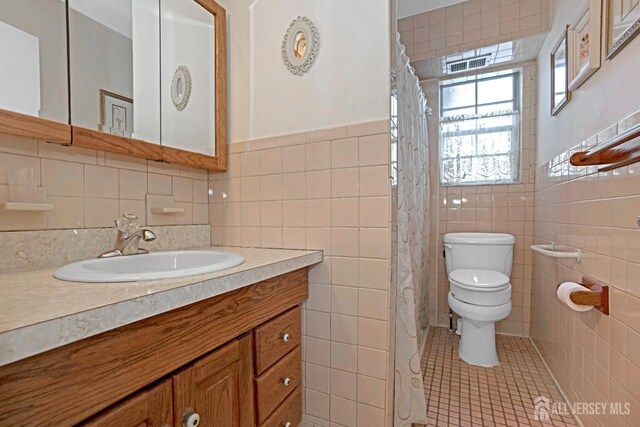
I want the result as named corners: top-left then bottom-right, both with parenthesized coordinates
top-left (0, 246), bottom-right (322, 367)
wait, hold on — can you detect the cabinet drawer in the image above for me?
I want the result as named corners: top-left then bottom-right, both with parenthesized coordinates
top-left (254, 306), bottom-right (301, 374)
top-left (259, 387), bottom-right (302, 427)
top-left (255, 346), bottom-right (301, 423)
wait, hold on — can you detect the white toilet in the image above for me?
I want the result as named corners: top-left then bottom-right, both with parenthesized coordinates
top-left (444, 232), bottom-right (516, 367)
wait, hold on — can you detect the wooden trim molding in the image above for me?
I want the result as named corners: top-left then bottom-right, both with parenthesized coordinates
top-left (72, 126), bottom-right (163, 161)
top-left (0, 108), bottom-right (71, 145)
top-left (161, 144), bottom-right (222, 170)
top-left (72, 126), bottom-right (225, 171)
top-left (195, 0), bottom-right (228, 171)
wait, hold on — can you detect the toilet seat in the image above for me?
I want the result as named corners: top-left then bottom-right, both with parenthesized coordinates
top-left (449, 269), bottom-right (509, 290)
top-left (449, 269), bottom-right (511, 306)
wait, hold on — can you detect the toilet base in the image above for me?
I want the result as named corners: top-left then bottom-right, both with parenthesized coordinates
top-left (458, 318), bottom-right (499, 367)
top-left (448, 292), bottom-right (512, 367)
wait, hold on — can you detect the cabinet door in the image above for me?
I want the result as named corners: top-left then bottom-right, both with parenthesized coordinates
top-left (81, 379), bottom-right (173, 427)
top-left (173, 335), bottom-right (254, 427)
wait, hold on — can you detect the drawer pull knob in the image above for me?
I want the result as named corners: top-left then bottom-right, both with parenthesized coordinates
top-left (182, 410), bottom-right (200, 427)
top-left (284, 422), bottom-right (292, 427)
top-left (282, 333), bottom-right (290, 342)
top-left (282, 377), bottom-right (291, 386)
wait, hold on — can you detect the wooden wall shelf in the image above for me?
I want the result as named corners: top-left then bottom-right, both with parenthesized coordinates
top-left (570, 123), bottom-right (640, 172)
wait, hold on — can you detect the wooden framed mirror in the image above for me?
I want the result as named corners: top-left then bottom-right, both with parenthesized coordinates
top-left (158, 0), bottom-right (227, 170)
top-left (67, 0), bottom-right (227, 171)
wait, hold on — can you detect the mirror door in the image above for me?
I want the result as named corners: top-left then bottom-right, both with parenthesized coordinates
top-left (0, 0), bottom-right (70, 142)
top-left (68, 0), bottom-right (161, 144)
top-left (160, 0), bottom-right (225, 159)
top-left (67, 0), bottom-right (226, 170)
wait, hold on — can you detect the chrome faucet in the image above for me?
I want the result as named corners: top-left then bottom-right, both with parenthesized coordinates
top-left (99, 214), bottom-right (156, 258)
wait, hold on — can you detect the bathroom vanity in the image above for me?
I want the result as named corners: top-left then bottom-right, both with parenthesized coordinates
top-left (0, 247), bottom-right (321, 426)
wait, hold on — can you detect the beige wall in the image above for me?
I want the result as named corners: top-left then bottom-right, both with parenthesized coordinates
top-left (248, 0), bottom-right (390, 140)
top-left (423, 61), bottom-right (538, 336)
top-left (531, 3), bottom-right (640, 425)
top-left (399, 0), bottom-right (550, 62)
top-left (531, 109), bottom-right (640, 427)
top-left (0, 134), bottom-right (209, 232)
top-left (209, 121), bottom-right (393, 427)
top-left (536, 0), bottom-right (640, 166)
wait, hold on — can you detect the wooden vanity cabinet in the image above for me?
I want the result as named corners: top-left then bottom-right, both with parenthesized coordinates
top-left (0, 268), bottom-right (308, 427)
top-left (82, 379), bottom-right (174, 427)
top-left (84, 335), bottom-right (254, 427)
top-left (172, 335), bottom-right (254, 427)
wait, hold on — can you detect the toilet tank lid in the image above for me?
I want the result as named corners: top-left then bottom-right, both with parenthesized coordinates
top-left (444, 232), bottom-right (515, 244)
top-left (449, 269), bottom-right (510, 288)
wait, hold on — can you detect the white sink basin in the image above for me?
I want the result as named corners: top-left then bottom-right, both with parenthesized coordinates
top-left (54, 250), bottom-right (245, 283)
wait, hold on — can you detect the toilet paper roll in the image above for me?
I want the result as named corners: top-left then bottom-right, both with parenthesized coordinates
top-left (557, 281), bottom-right (593, 312)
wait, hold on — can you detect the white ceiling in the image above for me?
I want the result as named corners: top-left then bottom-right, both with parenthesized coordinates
top-left (69, 0), bottom-right (133, 39)
top-left (413, 33), bottom-right (549, 79)
top-left (398, 0), bottom-right (467, 19)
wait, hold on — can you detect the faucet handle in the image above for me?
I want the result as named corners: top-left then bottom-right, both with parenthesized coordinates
top-left (115, 213), bottom-right (140, 235)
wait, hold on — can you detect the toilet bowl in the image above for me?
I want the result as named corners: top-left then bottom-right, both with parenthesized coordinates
top-left (448, 292), bottom-right (512, 367)
top-left (444, 233), bottom-right (516, 367)
top-left (448, 269), bottom-right (512, 366)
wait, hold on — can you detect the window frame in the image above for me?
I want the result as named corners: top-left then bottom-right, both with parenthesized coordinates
top-left (438, 70), bottom-right (522, 186)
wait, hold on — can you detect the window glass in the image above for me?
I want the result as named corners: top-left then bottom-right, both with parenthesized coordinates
top-left (439, 70), bottom-right (520, 185)
top-left (477, 76), bottom-right (513, 105)
top-left (442, 83), bottom-right (475, 110)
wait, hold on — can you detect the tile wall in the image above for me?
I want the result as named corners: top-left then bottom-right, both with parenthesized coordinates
top-left (208, 120), bottom-right (393, 427)
top-left (531, 109), bottom-right (640, 427)
top-left (423, 61), bottom-right (537, 336)
top-left (0, 133), bottom-right (209, 232)
top-left (398, 0), bottom-right (550, 62)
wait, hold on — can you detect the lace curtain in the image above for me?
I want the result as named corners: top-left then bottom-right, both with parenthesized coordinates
top-left (440, 109), bottom-right (521, 185)
top-left (392, 33), bottom-right (429, 427)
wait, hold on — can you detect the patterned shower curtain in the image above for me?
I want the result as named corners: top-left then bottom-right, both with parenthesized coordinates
top-left (393, 33), bottom-right (429, 426)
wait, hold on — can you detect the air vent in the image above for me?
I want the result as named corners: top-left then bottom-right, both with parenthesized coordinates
top-left (449, 62), bottom-right (468, 73)
top-left (468, 57), bottom-right (488, 68)
top-left (447, 54), bottom-right (491, 74)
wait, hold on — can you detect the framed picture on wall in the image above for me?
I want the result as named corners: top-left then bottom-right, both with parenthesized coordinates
top-left (551, 26), bottom-right (572, 116)
top-left (605, 0), bottom-right (640, 58)
top-left (568, 0), bottom-right (602, 90)
top-left (99, 90), bottom-right (133, 137)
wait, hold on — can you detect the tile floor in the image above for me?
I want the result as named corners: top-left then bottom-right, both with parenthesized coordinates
top-left (421, 327), bottom-right (577, 426)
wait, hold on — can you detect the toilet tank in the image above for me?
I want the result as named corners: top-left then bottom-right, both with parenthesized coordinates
top-left (444, 233), bottom-right (515, 276)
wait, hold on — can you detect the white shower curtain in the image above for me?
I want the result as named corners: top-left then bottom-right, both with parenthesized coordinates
top-left (393, 34), bottom-right (429, 426)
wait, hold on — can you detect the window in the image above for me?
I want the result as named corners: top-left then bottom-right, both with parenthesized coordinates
top-left (439, 69), bottom-right (521, 185)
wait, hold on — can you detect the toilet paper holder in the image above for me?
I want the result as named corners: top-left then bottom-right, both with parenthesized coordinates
top-left (557, 277), bottom-right (609, 315)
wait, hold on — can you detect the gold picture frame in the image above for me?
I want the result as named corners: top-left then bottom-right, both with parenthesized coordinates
top-left (605, 0), bottom-right (640, 58)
